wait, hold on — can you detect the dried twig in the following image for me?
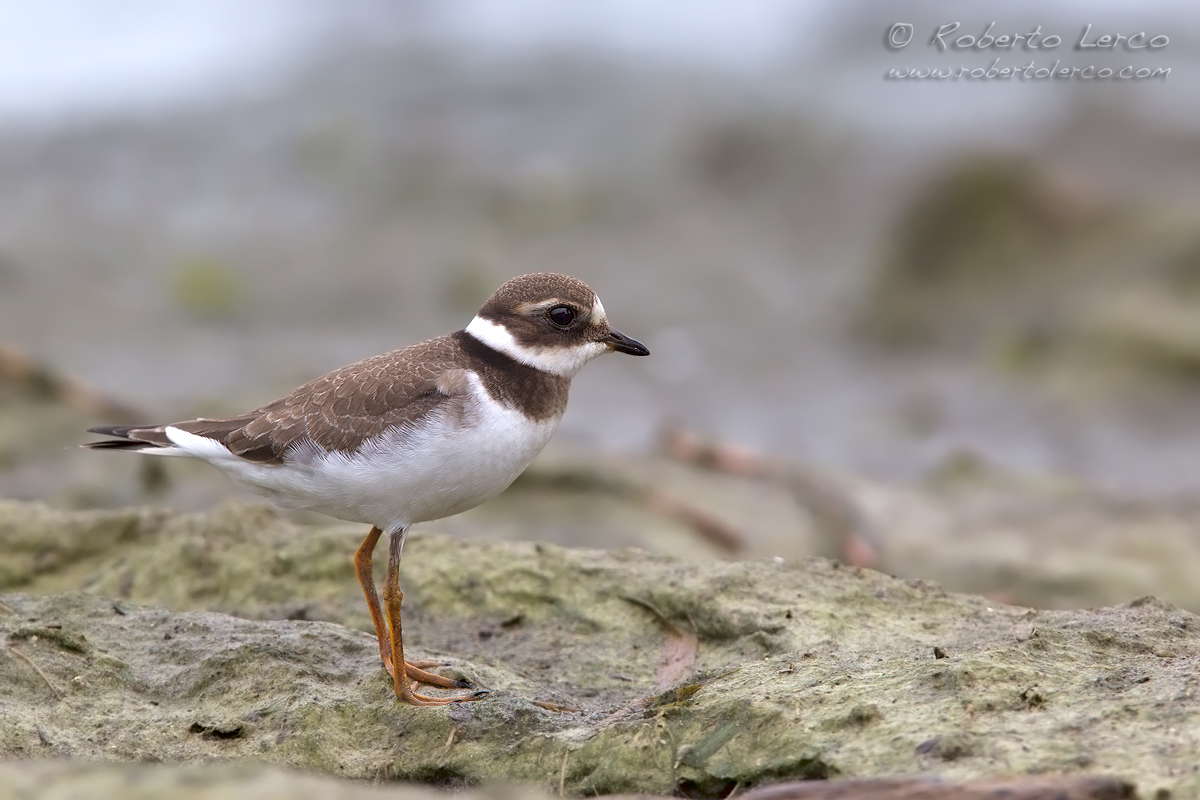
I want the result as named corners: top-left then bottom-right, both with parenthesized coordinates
top-left (513, 465), bottom-right (746, 554)
top-left (0, 341), bottom-right (145, 422)
top-left (642, 489), bottom-right (745, 552)
top-left (623, 596), bottom-right (700, 692)
top-left (532, 699), bottom-right (582, 714)
top-left (660, 426), bottom-right (881, 569)
top-left (6, 643), bottom-right (63, 698)
top-left (439, 727), bottom-right (456, 756)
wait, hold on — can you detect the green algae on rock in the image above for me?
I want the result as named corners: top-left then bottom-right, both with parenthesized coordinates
top-left (0, 502), bottom-right (1197, 795)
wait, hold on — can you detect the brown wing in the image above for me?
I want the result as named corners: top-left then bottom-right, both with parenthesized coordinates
top-left (86, 335), bottom-right (474, 465)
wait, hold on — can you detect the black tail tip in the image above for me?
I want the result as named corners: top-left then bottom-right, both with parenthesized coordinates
top-left (87, 425), bottom-right (134, 438)
top-left (82, 439), bottom-right (149, 451)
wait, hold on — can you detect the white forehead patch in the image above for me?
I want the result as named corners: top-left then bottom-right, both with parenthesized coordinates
top-left (464, 315), bottom-right (609, 378)
top-left (591, 297), bottom-right (608, 326)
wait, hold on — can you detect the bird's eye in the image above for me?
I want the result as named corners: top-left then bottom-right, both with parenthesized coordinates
top-left (547, 306), bottom-right (575, 327)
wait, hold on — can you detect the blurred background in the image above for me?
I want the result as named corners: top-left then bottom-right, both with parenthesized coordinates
top-left (2, 1), bottom-right (1200, 609)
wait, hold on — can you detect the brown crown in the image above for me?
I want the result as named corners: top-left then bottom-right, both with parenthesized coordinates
top-left (477, 273), bottom-right (598, 318)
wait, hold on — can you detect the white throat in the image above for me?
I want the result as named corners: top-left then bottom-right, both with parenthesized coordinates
top-left (464, 315), bottom-right (607, 378)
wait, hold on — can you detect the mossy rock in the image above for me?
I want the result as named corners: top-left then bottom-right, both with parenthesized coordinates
top-left (0, 502), bottom-right (1194, 796)
top-left (857, 157), bottom-right (1104, 347)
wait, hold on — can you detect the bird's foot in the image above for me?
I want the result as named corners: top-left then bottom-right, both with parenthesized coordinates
top-left (381, 657), bottom-right (485, 702)
top-left (396, 685), bottom-right (490, 706)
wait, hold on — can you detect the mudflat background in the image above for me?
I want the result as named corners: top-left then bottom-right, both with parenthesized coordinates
top-left (1, 4), bottom-right (1199, 798)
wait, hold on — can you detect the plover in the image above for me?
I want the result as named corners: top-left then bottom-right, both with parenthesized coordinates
top-left (86, 273), bottom-right (649, 706)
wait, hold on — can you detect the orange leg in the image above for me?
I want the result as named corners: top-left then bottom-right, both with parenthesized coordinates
top-left (354, 527), bottom-right (392, 669)
top-left (382, 526), bottom-right (487, 705)
top-left (354, 525), bottom-right (487, 705)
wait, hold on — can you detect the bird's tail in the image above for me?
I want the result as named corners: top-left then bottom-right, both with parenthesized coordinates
top-left (84, 424), bottom-right (175, 452)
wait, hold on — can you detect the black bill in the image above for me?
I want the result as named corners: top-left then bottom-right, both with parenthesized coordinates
top-left (602, 329), bottom-right (650, 356)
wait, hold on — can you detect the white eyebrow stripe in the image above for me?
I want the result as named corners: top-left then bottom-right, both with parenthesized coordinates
top-left (520, 297), bottom-right (595, 314)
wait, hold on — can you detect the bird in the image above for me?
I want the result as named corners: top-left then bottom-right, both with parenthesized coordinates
top-left (85, 273), bottom-right (649, 706)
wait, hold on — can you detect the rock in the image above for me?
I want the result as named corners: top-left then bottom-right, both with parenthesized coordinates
top-left (858, 479), bottom-right (1200, 614)
top-left (0, 502), bottom-right (1194, 796)
top-left (0, 762), bottom-right (1137, 800)
top-left (0, 761), bottom-right (566, 800)
top-left (855, 157), bottom-right (1104, 348)
top-left (739, 776), bottom-right (1136, 799)
top-left (1079, 290), bottom-right (1200, 378)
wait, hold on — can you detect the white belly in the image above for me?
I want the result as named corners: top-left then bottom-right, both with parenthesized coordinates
top-left (187, 393), bottom-right (559, 531)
